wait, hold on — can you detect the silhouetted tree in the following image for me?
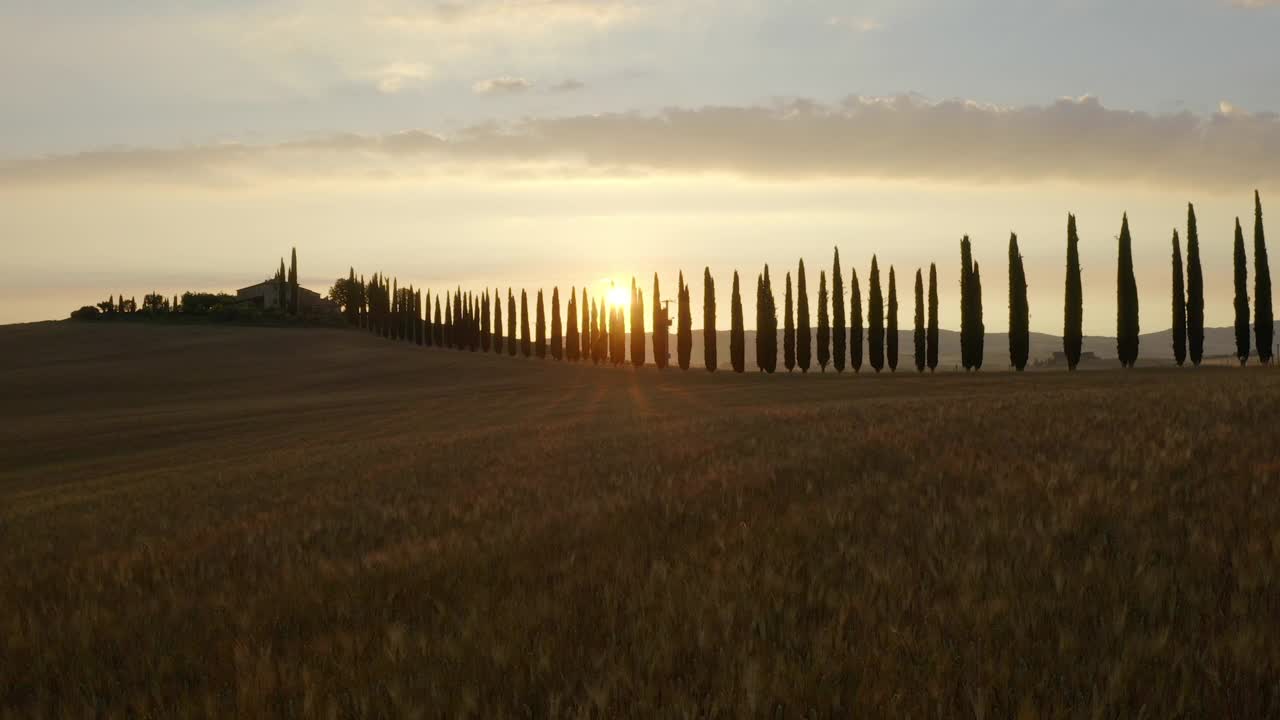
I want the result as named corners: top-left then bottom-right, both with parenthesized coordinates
top-left (1186, 204), bottom-right (1205, 366)
top-left (678, 272), bottom-right (692, 370)
top-left (1234, 218), bottom-right (1251, 365)
top-left (288, 247), bottom-right (299, 315)
top-left (913, 269), bottom-right (925, 372)
top-left (434, 295), bottom-right (444, 346)
top-left (960, 236), bottom-right (975, 370)
top-left (611, 301), bottom-right (626, 366)
top-left (565, 287), bottom-right (578, 361)
top-left (536, 290), bottom-right (547, 359)
top-left (1172, 231), bottom-right (1187, 367)
top-left (653, 274), bottom-right (667, 369)
top-left (520, 290), bottom-right (531, 357)
top-left (851, 269), bottom-right (863, 373)
top-left (417, 290), bottom-right (425, 346)
top-left (927, 264), bottom-right (938, 372)
top-left (817, 271), bottom-right (830, 371)
top-left (589, 297), bottom-right (600, 364)
top-left (703, 268), bottom-right (717, 371)
top-left (1064, 215), bottom-right (1083, 370)
top-left (481, 290), bottom-right (491, 351)
top-left (1117, 215), bottom-right (1140, 368)
top-left (1255, 191), bottom-right (1273, 364)
top-left (797, 260), bottom-right (811, 372)
top-left (887, 266), bottom-right (899, 372)
top-left (506, 290), bottom-right (516, 357)
top-left (1008, 234), bottom-right (1029, 371)
top-left (730, 271), bottom-right (745, 373)
top-left (868, 256), bottom-right (884, 373)
top-left (756, 274), bottom-right (765, 371)
top-left (551, 287), bottom-right (563, 360)
top-left (444, 294), bottom-right (453, 348)
top-left (277, 258), bottom-right (287, 310)
top-left (972, 262), bottom-right (985, 370)
top-left (492, 289), bottom-right (502, 354)
top-left (784, 272), bottom-right (796, 371)
top-left (761, 266), bottom-right (777, 373)
top-left (631, 279), bottom-right (645, 368)
top-left (832, 247), bottom-right (846, 372)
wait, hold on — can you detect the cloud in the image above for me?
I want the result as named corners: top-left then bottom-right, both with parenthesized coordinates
top-left (549, 79), bottom-right (587, 93)
top-left (371, 62), bottom-right (432, 94)
top-left (825, 16), bottom-right (884, 33)
top-left (5, 96), bottom-right (1279, 191)
top-left (472, 75), bottom-right (533, 95)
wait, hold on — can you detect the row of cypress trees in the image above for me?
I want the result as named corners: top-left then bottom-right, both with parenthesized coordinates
top-left (340, 193), bottom-right (1272, 372)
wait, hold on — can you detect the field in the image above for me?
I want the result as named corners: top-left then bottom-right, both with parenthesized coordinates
top-left (2, 321), bottom-right (1279, 718)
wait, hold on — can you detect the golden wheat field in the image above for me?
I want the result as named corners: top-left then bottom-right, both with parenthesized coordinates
top-left (2, 321), bottom-right (1279, 718)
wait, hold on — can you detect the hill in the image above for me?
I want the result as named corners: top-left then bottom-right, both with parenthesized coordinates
top-left (2, 321), bottom-right (1279, 717)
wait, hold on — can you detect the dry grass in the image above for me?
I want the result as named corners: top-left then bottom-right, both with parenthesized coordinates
top-left (2, 321), bottom-right (1279, 718)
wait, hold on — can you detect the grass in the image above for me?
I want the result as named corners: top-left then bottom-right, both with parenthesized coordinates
top-left (2, 321), bottom-right (1279, 718)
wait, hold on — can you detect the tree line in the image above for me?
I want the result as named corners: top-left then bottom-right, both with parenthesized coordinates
top-left (331, 193), bottom-right (1272, 372)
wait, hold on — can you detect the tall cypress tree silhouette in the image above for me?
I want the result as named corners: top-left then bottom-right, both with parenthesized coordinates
top-left (435, 295), bottom-right (444, 346)
top-left (960, 237), bottom-right (974, 370)
top-left (551, 287), bottom-right (563, 360)
top-left (703, 268), bottom-right (717, 371)
top-left (832, 247), bottom-right (846, 372)
top-left (1064, 215), bottom-right (1083, 370)
top-left (1234, 218), bottom-right (1251, 366)
top-left (278, 258), bottom-right (287, 310)
top-left (493, 289), bottom-right (503, 354)
top-left (444, 294), bottom-right (453, 348)
top-left (817, 271), bottom-right (830, 371)
top-left (589, 297), bottom-right (600, 364)
top-left (1117, 215), bottom-right (1140, 368)
top-left (927, 264), bottom-right (939, 372)
top-left (678, 272), bottom-right (692, 370)
top-left (868, 256), bottom-right (884, 373)
top-left (1172, 231), bottom-right (1187, 367)
top-left (973, 262), bottom-right (986, 371)
top-left (288, 247), bottom-right (299, 315)
top-left (1255, 191), bottom-right (1273, 364)
top-left (653, 274), bottom-right (667, 369)
top-left (417, 290), bottom-right (425, 346)
top-left (566, 287), bottom-right (578, 361)
top-left (425, 289), bottom-right (433, 346)
top-left (520, 290), bottom-right (531, 357)
top-left (611, 301), bottom-right (625, 366)
top-left (1186, 204), bottom-right (1205, 366)
top-left (470, 292), bottom-right (480, 351)
top-left (913, 269), bottom-right (925, 372)
top-left (481, 290), bottom-right (492, 352)
top-left (730, 271), bottom-right (745, 373)
top-left (797, 260), bottom-right (811, 372)
top-left (536, 290), bottom-right (547, 359)
top-left (784, 272), bottom-right (796, 372)
top-left (507, 290), bottom-right (517, 356)
top-left (1008, 234), bottom-right (1029, 372)
top-left (755, 274), bottom-right (765, 372)
top-left (850, 269), bottom-right (864, 373)
top-left (631, 279), bottom-right (645, 368)
top-left (887, 266), bottom-right (899, 372)
top-left (761, 266), bottom-right (777, 373)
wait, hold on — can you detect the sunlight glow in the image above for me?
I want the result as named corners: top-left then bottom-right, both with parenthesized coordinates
top-left (606, 284), bottom-right (630, 309)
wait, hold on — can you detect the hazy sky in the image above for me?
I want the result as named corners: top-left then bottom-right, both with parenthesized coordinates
top-left (3, 0), bottom-right (1279, 333)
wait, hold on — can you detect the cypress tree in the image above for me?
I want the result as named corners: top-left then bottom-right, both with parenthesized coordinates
top-left (424, 289), bottom-right (433, 346)
top-left (1186, 204), bottom-right (1205, 366)
top-left (868, 256), bottom-right (884, 372)
top-left (1255, 191), bottom-right (1273, 364)
top-left (796, 260), bottom-right (811, 372)
top-left (1116, 215), bottom-right (1140, 368)
top-left (444, 295), bottom-right (452, 348)
top-left (960, 237), bottom-right (974, 370)
top-left (678, 272), bottom-right (692, 370)
top-left (1064, 215), bottom-right (1083, 370)
top-left (566, 287), bottom-right (578, 361)
top-left (582, 287), bottom-right (592, 361)
top-left (611, 302), bottom-right (625, 366)
top-left (887, 266), bottom-right (899, 372)
top-left (972, 262), bottom-right (985, 371)
top-left (631, 279), bottom-right (645, 368)
top-left (703, 268), bottom-right (717, 371)
top-left (417, 290), bottom-right (425, 346)
top-left (756, 274), bottom-right (765, 372)
top-left (520, 290), bottom-right (531, 357)
top-left (277, 258), bottom-right (287, 310)
top-left (536, 290), bottom-right (547, 359)
top-left (761, 266), bottom-right (777, 373)
top-left (1172, 231), bottom-right (1187, 367)
top-left (817, 271), bottom-right (830, 371)
top-left (434, 296), bottom-right (444, 346)
top-left (927, 264), bottom-right (939, 372)
top-left (493, 289), bottom-right (503, 354)
top-left (653, 274), bottom-right (667, 369)
top-left (784, 272), bottom-right (796, 371)
top-left (913, 269), bottom-right (925, 372)
top-left (1008, 234), bottom-right (1030, 371)
top-left (481, 291), bottom-right (491, 351)
top-left (1234, 218), bottom-right (1251, 366)
top-left (288, 247), bottom-right (299, 315)
top-left (850, 269), bottom-right (863, 372)
top-left (470, 293), bottom-right (480, 351)
top-left (551, 287), bottom-right (563, 360)
top-left (507, 290), bottom-right (517, 356)
top-left (589, 298), bottom-right (599, 364)
top-left (730, 271), bottom-right (745, 373)
top-left (832, 247), bottom-right (846, 372)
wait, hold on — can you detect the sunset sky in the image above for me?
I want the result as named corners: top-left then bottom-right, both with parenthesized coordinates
top-left (3, 0), bottom-right (1279, 333)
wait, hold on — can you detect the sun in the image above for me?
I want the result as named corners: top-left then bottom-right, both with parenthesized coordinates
top-left (605, 284), bottom-right (630, 309)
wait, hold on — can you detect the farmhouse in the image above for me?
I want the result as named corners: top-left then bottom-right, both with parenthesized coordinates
top-left (236, 281), bottom-right (331, 311)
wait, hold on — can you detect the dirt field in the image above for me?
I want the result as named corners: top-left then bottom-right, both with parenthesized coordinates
top-left (2, 321), bottom-right (1279, 717)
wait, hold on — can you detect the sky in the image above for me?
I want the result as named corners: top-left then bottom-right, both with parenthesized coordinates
top-left (3, 0), bottom-right (1279, 334)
